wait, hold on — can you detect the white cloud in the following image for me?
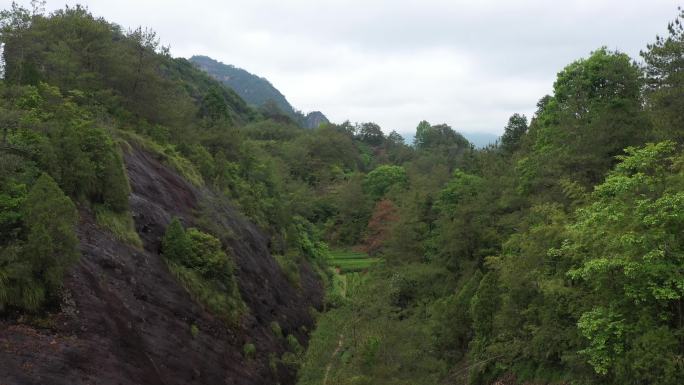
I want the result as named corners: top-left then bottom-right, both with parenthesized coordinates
top-left (27, 0), bottom-right (683, 136)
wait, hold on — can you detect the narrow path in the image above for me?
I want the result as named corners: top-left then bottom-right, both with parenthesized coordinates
top-left (322, 334), bottom-right (344, 385)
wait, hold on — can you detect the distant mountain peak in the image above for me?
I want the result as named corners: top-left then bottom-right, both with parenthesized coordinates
top-left (303, 111), bottom-right (329, 129)
top-left (190, 55), bottom-right (329, 129)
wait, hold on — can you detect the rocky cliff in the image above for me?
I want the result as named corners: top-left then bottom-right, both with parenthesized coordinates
top-left (0, 143), bottom-right (323, 385)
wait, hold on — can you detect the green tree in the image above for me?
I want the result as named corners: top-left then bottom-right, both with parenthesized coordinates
top-left (430, 270), bottom-right (482, 362)
top-left (357, 122), bottom-right (384, 146)
top-left (470, 272), bottom-right (501, 344)
top-left (517, 48), bottom-right (649, 199)
top-left (564, 142), bottom-right (684, 384)
top-left (363, 165), bottom-right (408, 200)
top-left (642, 7), bottom-right (684, 142)
top-left (1, 173), bottom-right (78, 312)
top-left (162, 218), bottom-right (192, 264)
top-left (499, 113), bottom-right (528, 153)
top-left (413, 120), bottom-right (432, 148)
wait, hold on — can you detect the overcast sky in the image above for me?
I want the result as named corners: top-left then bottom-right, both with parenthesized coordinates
top-left (32, 0), bottom-right (682, 137)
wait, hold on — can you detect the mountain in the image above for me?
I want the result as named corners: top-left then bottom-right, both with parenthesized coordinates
top-left (302, 111), bottom-right (329, 129)
top-left (4, 5), bottom-right (683, 385)
top-left (190, 55), bottom-right (329, 128)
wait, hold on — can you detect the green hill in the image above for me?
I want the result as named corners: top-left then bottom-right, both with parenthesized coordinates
top-left (190, 55), bottom-right (329, 128)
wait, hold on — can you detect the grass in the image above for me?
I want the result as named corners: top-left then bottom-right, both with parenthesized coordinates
top-left (329, 258), bottom-right (381, 272)
top-left (94, 205), bottom-right (143, 248)
top-left (328, 250), bottom-right (371, 260)
top-left (167, 261), bottom-right (245, 325)
top-left (274, 254), bottom-right (301, 288)
top-left (115, 129), bottom-right (204, 187)
top-left (327, 249), bottom-right (381, 273)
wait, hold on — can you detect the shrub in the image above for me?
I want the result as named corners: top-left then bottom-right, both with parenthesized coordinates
top-left (274, 254), bottom-right (301, 288)
top-left (162, 219), bottom-right (244, 323)
top-left (287, 334), bottom-right (303, 354)
top-left (243, 343), bottom-right (256, 359)
top-left (94, 205), bottom-right (142, 248)
top-left (270, 321), bottom-right (283, 339)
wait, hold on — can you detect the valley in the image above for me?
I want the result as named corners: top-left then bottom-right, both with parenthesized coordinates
top-left (1, 3), bottom-right (683, 385)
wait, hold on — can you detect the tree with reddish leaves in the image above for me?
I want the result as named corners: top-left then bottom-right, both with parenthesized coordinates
top-left (362, 199), bottom-right (399, 256)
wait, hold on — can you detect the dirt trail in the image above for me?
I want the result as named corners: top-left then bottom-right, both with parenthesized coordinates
top-left (323, 334), bottom-right (344, 385)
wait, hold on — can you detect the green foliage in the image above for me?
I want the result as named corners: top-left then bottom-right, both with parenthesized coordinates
top-left (274, 254), bottom-right (301, 288)
top-left (0, 178), bottom-right (27, 245)
top-left (287, 216), bottom-right (329, 262)
top-left (1, 82), bottom-right (132, 212)
top-left (470, 272), bottom-right (501, 348)
top-left (0, 173), bottom-right (78, 312)
top-left (413, 121), bottom-right (473, 164)
top-left (190, 323), bottom-right (199, 338)
top-left (243, 343), bottom-right (257, 359)
top-left (323, 175), bottom-right (371, 246)
top-left (356, 122), bottom-right (385, 147)
top-left (517, 48), bottom-right (649, 197)
top-left (430, 169), bottom-right (500, 271)
top-left (327, 250), bottom-right (380, 274)
top-left (363, 165), bottom-right (407, 200)
top-left (642, 7), bottom-right (684, 142)
top-left (287, 334), bottom-right (303, 354)
top-left (298, 264), bottom-right (450, 385)
top-left (429, 270), bottom-right (482, 362)
top-left (561, 142), bottom-right (684, 383)
top-left (271, 321), bottom-right (283, 339)
top-left (499, 113), bottom-right (528, 153)
top-left (162, 218), bottom-right (192, 264)
top-left (162, 219), bottom-right (244, 323)
top-left (52, 123), bottom-right (130, 211)
top-left (576, 307), bottom-right (626, 375)
top-left (325, 268), bottom-right (348, 308)
top-left (117, 130), bottom-right (204, 187)
top-left (5, 5), bottom-right (684, 385)
top-left (94, 205), bottom-right (141, 248)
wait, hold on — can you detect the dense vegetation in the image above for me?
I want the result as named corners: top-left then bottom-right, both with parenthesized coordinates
top-left (299, 9), bottom-right (684, 385)
top-left (1, 3), bottom-right (684, 385)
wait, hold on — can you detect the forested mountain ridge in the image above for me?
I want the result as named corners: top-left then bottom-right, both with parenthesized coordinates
top-left (190, 55), bottom-right (330, 129)
top-left (190, 55), bottom-right (295, 116)
top-left (1, 3), bottom-right (684, 385)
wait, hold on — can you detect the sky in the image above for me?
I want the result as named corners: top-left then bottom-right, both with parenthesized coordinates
top-left (26, 0), bottom-right (683, 137)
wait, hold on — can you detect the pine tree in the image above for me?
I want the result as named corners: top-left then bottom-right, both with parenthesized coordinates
top-left (162, 218), bottom-right (191, 264)
top-left (0, 173), bottom-right (78, 312)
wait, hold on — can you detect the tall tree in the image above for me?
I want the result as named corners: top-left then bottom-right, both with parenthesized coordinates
top-left (642, 7), bottom-right (684, 142)
top-left (1, 173), bottom-right (78, 312)
top-left (362, 199), bottom-right (399, 256)
top-left (499, 113), bottom-right (528, 153)
top-left (517, 48), bottom-right (649, 199)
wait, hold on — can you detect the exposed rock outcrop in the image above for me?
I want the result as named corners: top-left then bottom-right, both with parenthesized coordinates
top-left (0, 143), bottom-right (323, 385)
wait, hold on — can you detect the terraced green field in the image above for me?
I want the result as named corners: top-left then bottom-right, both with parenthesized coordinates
top-left (327, 250), bottom-right (381, 273)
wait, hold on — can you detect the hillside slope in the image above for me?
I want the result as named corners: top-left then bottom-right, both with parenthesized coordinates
top-left (0, 142), bottom-right (323, 385)
top-left (190, 55), bottom-right (296, 116)
top-left (190, 55), bottom-right (329, 128)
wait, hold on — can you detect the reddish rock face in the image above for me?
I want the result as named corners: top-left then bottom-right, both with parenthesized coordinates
top-left (0, 144), bottom-right (323, 385)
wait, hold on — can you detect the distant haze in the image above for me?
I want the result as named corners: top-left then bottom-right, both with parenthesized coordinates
top-left (37, 0), bottom-right (681, 138)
